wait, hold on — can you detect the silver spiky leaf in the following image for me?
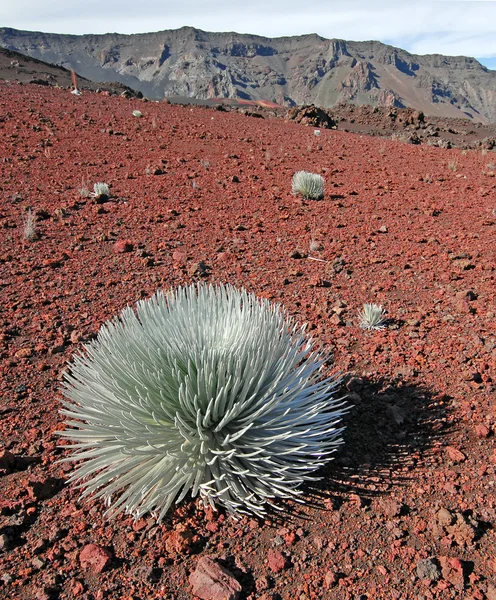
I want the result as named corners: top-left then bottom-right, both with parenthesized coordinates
top-left (359, 303), bottom-right (387, 330)
top-left (91, 182), bottom-right (110, 198)
top-left (58, 284), bottom-right (347, 520)
top-left (291, 171), bottom-right (325, 200)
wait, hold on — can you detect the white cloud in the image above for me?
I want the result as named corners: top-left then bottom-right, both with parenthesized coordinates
top-left (1, 0), bottom-right (496, 60)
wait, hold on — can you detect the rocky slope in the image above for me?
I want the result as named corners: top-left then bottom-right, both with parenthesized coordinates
top-left (0, 82), bottom-right (495, 600)
top-left (0, 46), bottom-right (142, 97)
top-left (1, 26), bottom-right (496, 122)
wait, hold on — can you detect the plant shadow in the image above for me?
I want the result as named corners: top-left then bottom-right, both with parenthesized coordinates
top-left (271, 375), bottom-right (453, 521)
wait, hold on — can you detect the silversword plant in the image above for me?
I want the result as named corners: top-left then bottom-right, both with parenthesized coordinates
top-left (359, 303), bottom-right (387, 330)
top-left (292, 171), bottom-right (325, 200)
top-left (59, 283), bottom-right (347, 520)
top-left (132, 110), bottom-right (143, 118)
top-left (91, 182), bottom-right (110, 199)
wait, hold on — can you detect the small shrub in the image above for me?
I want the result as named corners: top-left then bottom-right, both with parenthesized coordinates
top-left (314, 129), bottom-right (321, 137)
top-left (23, 208), bottom-right (38, 240)
top-left (292, 171), bottom-right (325, 200)
top-left (448, 160), bottom-right (457, 172)
top-left (79, 179), bottom-right (91, 198)
top-left (59, 283), bottom-right (347, 520)
top-left (359, 303), bottom-right (387, 330)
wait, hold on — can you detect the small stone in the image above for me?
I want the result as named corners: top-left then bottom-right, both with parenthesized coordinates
top-left (14, 347), bottom-right (33, 358)
top-left (309, 276), bottom-right (331, 288)
top-left (113, 240), bottom-right (133, 253)
top-left (188, 261), bottom-right (211, 277)
top-left (189, 556), bottom-right (241, 600)
top-left (439, 556), bottom-right (466, 589)
top-left (32, 557), bottom-right (46, 570)
top-left (69, 330), bottom-right (83, 344)
top-left (487, 584), bottom-right (496, 600)
top-left (379, 499), bottom-right (405, 518)
top-left (324, 570), bottom-right (337, 588)
top-left (446, 446), bottom-right (467, 463)
top-left (455, 290), bottom-right (478, 301)
top-left (79, 544), bottom-right (113, 573)
top-left (416, 558), bottom-right (441, 581)
top-left (165, 525), bottom-right (193, 554)
top-left (309, 240), bottom-right (324, 252)
top-left (0, 533), bottom-right (11, 551)
top-left (172, 250), bottom-right (187, 263)
top-left (133, 564), bottom-right (161, 583)
top-left (474, 424), bottom-right (490, 438)
top-left (329, 313), bottom-right (344, 326)
top-left (438, 507), bottom-right (455, 527)
top-left (255, 575), bottom-right (270, 592)
top-left (71, 581), bottom-right (84, 596)
top-left (267, 548), bottom-right (288, 573)
top-left (457, 260), bottom-right (475, 271)
top-left (378, 225), bottom-right (388, 233)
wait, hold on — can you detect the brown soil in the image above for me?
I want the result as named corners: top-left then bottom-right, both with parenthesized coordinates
top-left (0, 81), bottom-right (495, 600)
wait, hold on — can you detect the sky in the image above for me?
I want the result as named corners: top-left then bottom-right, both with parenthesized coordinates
top-left (2, 1), bottom-right (496, 69)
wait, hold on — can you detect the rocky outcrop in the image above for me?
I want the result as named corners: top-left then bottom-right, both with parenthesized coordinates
top-left (1, 26), bottom-right (495, 122)
top-left (286, 105), bottom-right (337, 128)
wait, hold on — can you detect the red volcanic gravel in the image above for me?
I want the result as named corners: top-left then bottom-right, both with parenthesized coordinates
top-left (0, 80), bottom-right (495, 599)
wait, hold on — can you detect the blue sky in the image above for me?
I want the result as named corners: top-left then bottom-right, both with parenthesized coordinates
top-left (1, 0), bottom-right (496, 69)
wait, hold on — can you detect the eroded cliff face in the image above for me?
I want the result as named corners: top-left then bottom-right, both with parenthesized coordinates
top-left (1, 26), bottom-right (495, 122)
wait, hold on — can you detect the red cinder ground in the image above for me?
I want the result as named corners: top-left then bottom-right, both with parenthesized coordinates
top-left (0, 81), bottom-right (495, 600)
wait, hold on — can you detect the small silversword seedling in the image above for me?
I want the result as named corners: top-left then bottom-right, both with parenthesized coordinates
top-left (132, 110), bottom-right (143, 118)
top-left (91, 182), bottom-right (110, 199)
top-left (59, 284), bottom-right (347, 520)
top-left (359, 303), bottom-right (387, 330)
top-left (292, 171), bottom-right (325, 200)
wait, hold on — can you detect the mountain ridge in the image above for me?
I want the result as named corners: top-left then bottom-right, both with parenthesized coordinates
top-left (1, 26), bottom-right (495, 122)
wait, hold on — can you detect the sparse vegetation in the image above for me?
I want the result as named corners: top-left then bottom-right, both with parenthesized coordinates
top-left (59, 283), bottom-right (347, 520)
top-left (91, 182), bottom-right (110, 200)
top-left (359, 303), bottom-right (387, 330)
top-left (292, 171), bottom-right (325, 200)
top-left (78, 179), bottom-right (91, 198)
top-left (448, 160), bottom-right (457, 172)
top-left (23, 208), bottom-right (38, 240)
